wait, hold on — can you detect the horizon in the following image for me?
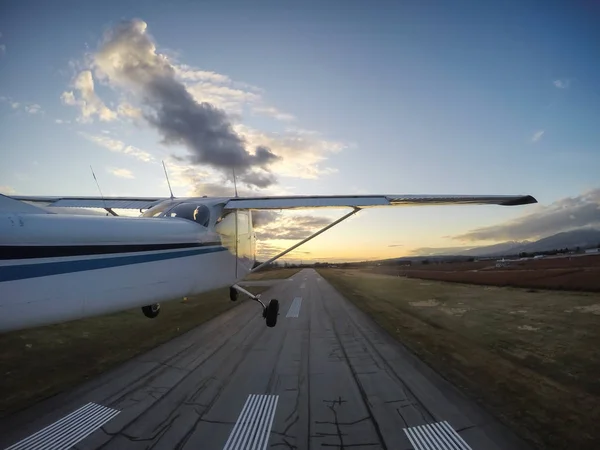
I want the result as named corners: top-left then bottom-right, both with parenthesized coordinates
top-left (1, 1), bottom-right (599, 263)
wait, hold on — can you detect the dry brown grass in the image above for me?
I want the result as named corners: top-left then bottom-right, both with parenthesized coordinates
top-left (0, 286), bottom-right (266, 418)
top-left (372, 255), bottom-right (600, 292)
top-left (244, 267), bottom-right (301, 280)
top-left (318, 268), bottom-right (600, 450)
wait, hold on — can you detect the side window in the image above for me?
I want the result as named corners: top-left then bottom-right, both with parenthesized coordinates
top-left (215, 212), bottom-right (236, 236)
top-left (237, 212), bottom-right (249, 234)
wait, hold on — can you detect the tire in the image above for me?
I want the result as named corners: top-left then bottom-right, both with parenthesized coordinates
top-left (142, 303), bottom-right (161, 318)
top-left (265, 299), bottom-right (279, 328)
top-left (229, 287), bottom-right (239, 302)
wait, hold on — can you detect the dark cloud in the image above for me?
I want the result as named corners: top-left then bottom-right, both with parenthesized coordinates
top-left (189, 182), bottom-right (238, 198)
top-left (388, 244), bottom-right (404, 247)
top-left (94, 19), bottom-right (278, 187)
top-left (453, 188), bottom-right (600, 242)
top-left (255, 215), bottom-right (331, 240)
top-left (239, 169), bottom-right (277, 189)
top-left (252, 210), bottom-right (281, 227)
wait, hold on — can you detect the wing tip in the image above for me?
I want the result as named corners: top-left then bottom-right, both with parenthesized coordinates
top-left (500, 195), bottom-right (538, 206)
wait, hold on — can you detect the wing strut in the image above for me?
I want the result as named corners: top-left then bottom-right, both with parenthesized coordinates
top-left (251, 207), bottom-right (361, 273)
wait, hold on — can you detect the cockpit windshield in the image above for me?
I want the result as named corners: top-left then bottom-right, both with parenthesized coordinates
top-left (140, 201), bottom-right (178, 218)
top-left (161, 203), bottom-right (212, 227)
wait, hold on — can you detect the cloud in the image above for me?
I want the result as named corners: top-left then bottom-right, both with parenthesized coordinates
top-left (0, 44), bottom-right (5, 55)
top-left (79, 132), bottom-right (154, 162)
top-left (531, 130), bottom-right (545, 142)
top-left (252, 106), bottom-right (295, 122)
top-left (0, 185), bottom-right (17, 195)
top-left (163, 159), bottom-right (293, 198)
top-left (1, 97), bottom-right (43, 114)
top-left (62, 19), bottom-right (347, 193)
top-left (61, 70), bottom-right (117, 122)
top-left (24, 104), bottom-right (42, 114)
top-left (54, 119), bottom-right (71, 124)
top-left (255, 213), bottom-right (331, 240)
top-left (117, 102), bottom-right (142, 119)
top-left (109, 167), bottom-right (135, 179)
top-left (91, 19), bottom-right (279, 188)
top-left (252, 210), bottom-right (280, 227)
top-left (256, 241), bottom-right (284, 259)
top-left (234, 124), bottom-right (343, 179)
top-left (174, 65), bottom-right (232, 84)
top-left (453, 188), bottom-right (600, 242)
top-left (408, 246), bottom-right (474, 256)
top-left (186, 82), bottom-right (260, 114)
top-left (388, 244), bottom-right (404, 247)
top-left (553, 79), bottom-right (570, 89)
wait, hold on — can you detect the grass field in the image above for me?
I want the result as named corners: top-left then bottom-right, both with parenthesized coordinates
top-left (0, 284), bottom-right (269, 418)
top-left (318, 268), bottom-right (600, 450)
top-left (244, 267), bottom-right (301, 280)
top-left (372, 254), bottom-right (600, 292)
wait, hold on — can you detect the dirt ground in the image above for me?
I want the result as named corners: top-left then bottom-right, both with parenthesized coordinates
top-left (373, 254), bottom-right (600, 291)
top-left (317, 268), bottom-right (600, 450)
top-left (0, 285), bottom-right (267, 418)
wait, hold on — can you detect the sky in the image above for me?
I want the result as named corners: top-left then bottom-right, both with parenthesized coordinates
top-left (1, 0), bottom-right (599, 262)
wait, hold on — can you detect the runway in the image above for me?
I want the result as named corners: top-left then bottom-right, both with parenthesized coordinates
top-left (0, 269), bottom-right (530, 450)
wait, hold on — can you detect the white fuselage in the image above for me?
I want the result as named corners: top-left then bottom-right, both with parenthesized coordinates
top-left (0, 200), bottom-right (256, 333)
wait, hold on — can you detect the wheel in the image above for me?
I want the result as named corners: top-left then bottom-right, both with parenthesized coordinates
top-left (229, 286), bottom-right (239, 302)
top-left (265, 299), bottom-right (279, 328)
top-left (142, 303), bottom-right (161, 318)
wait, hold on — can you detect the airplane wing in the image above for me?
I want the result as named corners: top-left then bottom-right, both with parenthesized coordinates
top-left (9, 193), bottom-right (537, 212)
top-left (10, 196), bottom-right (167, 210)
top-left (224, 194), bottom-right (537, 210)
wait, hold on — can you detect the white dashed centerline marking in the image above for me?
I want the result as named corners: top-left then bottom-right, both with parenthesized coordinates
top-left (286, 297), bottom-right (303, 318)
top-left (404, 421), bottom-right (472, 450)
top-left (300, 282), bottom-right (306, 289)
top-left (5, 402), bottom-right (120, 450)
top-left (223, 394), bottom-right (278, 450)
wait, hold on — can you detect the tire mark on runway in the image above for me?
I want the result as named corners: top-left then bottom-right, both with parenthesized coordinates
top-left (102, 303), bottom-right (257, 407)
top-left (173, 327), bottom-right (268, 450)
top-left (96, 305), bottom-right (265, 448)
top-left (318, 283), bottom-right (388, 450)
top-left (307, 294), bottom-right (313, 450)
top-left (324, 282), bottom-right (436, 424)
top-left (265, 320), bottom-right (290, 393)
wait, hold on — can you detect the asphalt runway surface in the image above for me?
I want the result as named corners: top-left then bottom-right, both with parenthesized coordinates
top-left (0, 269), bottom-right (530, 450)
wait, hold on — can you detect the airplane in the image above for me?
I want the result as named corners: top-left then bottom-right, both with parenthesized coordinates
top-left (0, 192), bottom-right (537, 333)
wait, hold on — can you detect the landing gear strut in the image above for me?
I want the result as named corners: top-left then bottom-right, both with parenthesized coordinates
top-left (231, 284), bottom-right (279, 327)
top-left (142, 303), bottom-right (161, 318)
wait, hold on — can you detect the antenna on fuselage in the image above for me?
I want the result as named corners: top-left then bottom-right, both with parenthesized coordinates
top-left (162, 160), bottom-right (175, 200)
top-left (232, 167), bottom-right (239, 198)
top-left (90, 165), bottom-right (108, 213)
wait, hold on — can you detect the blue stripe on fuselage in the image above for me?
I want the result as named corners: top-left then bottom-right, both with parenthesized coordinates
top-left (0, 246), bottom-right (228, 282)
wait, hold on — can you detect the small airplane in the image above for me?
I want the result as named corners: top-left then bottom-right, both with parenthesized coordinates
top-left (0, 191), bottom-right (537, 333)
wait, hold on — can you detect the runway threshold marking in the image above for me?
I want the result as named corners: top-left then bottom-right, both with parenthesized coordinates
top-left (5, 402), bottom-right (120, 450)
top-left (286, 297), bottom-right (303, 318)
top-left (223, 394), bottom-right (278, 450)
top-left (404, 421), bottom-right (472, 450)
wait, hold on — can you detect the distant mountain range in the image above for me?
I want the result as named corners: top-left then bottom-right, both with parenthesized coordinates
top-left (413, 228), bottom-right (600, 258)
